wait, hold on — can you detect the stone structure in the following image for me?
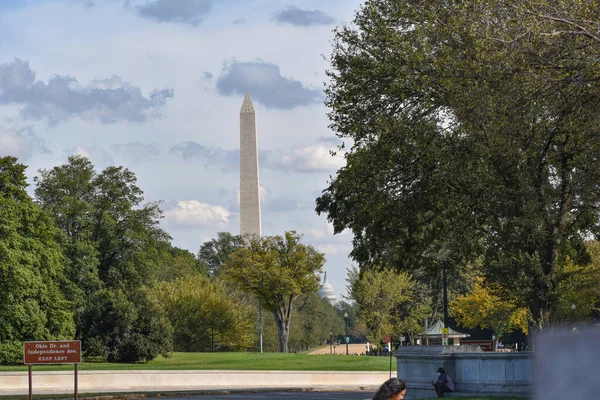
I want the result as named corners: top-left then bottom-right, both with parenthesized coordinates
top-left (318, 272), bottom-right (337, 305)
top-left (240, 92), bottom-right (261, 238)
top-left (394, 345), bottom-right (532, 399)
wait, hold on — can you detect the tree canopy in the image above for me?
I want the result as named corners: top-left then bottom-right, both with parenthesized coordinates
top-left (348, 267), bottom-right (431, 345)
top-left (34, 156), bottom-right (173, 361)
top-left (451, 277), bottom-right (529, 349)
top-left (316, 0), bottom-right (600, 333)
top-left (0, 157), bottom-right (75, 363)
top-left (151, 275), bottom-right (256, 352)
top-left (197, 232), bottom-right (245, 277)
top-left (222, 231), bottom-right (325, 352)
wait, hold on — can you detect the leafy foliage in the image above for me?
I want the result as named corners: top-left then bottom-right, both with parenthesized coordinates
top-left (146, 242), bottom-right (203, 283)
top-left (222, 231), bottom-right (325, 352)
top-left (197, 232), bottom-right (245, 277)
top-left (34, 155), bottom-right (173, 362)
top-left (348, 267), bottom-right (430, 344)
top-left (35, 155), bottom-right (170, 293)
top-left (451, 277), bottom-right (529, 348)
top-left (288, 293), bottom-right (344, 352)
top-left (80, 288), bottom-right (172, 362)
top-left (151, 275), bottom-right (256, 352)
top-left (316, 0), bottom-right (600, 333)
top-left (0, 157), bottom-right (75, 364)
top-left (553, 241), bottom-right (600, 322)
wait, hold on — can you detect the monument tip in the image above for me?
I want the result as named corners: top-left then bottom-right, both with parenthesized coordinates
top-left (241, 92), bottom-right (254, 113)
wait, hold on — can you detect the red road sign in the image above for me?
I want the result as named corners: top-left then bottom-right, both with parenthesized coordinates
top-left (24, 341), bottom-right (81, 364)
top-left (382, 335), bottom-right (392, 344)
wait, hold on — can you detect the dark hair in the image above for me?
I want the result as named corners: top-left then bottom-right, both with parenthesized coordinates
top-left (372, 377), bottom-right (407, 400)
top-left (437, 367), bottom-right (445, 374)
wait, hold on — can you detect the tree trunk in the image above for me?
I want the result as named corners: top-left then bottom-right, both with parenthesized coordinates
top-left (527, 296), bottom-right (545, 351)
top-left (275, 313), bottom-right (290, 353)
top-left (273, 295), bottom-right (294, 353)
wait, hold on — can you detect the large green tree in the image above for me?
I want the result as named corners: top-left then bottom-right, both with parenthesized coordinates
top-left (80, 288), bottom-right (172, 362)
top-left (288, 293), bottom-right (345, 352)
top-left (222, 231), bottom-right (325, 352)
top-left (35, 156), bottom-right (169, 292)
top-left (197, 232), bottom-right (245, 277)
top-left (316, 0), bottom-right (600, 335)
top-left (0, 157), bottom-right (74, 364)
top-left (151, 275), bottom-right (256, 352)
top-left (34, 156), bottom-right (173, 360)
top-left (348, 267), bottom-right (430, 345)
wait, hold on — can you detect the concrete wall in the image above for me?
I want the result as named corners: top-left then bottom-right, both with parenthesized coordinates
top-left (0, 370), bottom-right (390, 395)
top-left (395, 346), bottom-right (532, 399)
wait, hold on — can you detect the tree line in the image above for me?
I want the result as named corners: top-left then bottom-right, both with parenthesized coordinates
top-left (0, 155), bottom-right (348, 364)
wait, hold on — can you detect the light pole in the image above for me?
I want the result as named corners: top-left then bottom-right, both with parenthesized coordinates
top-left (443, 260), bottom-right (449, 331)
top-left (571, 303), bottom-right (576, 324)
top-left (436, 249), bottom-right (451, 346)
top-left (330, 332), bottom-right (333, 355)
top-left (344, 312), bottom-right (349, 355)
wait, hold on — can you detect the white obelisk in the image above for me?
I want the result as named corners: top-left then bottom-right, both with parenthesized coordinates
top-left (240, 92), bottom-right (264, 353)
top-left (240, 92), bottom-right (262, 238)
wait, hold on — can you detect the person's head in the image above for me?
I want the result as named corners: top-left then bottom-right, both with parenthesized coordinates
top-left (372, 377), bottom-right (407, 400)
top-left (437, 367), bottom-right (445, 376)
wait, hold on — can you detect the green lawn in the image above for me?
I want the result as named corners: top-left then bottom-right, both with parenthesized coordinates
top-left (0, 352), bottom-right (397, 372)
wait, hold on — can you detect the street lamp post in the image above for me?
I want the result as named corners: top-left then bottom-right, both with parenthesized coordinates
top-left (571, 303), bottom-right (576, 324)
top-left (330, 332), bottom-right (333, 355)
top-left (344, 312), bottom-right (349, 355)
top-left (443, 260), bottom-right (449, 330)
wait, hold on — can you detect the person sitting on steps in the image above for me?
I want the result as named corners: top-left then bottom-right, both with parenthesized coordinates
top-left (431, 367), bottom-right (454, 397)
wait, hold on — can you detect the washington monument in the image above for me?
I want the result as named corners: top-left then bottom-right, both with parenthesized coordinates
top-left (240, 92), bottom-right (262, 238)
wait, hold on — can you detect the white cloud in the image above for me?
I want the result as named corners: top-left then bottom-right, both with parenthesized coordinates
top-left (307, 222), bottom-right (335, 240)
top-left (111, 142), bottom-right (160, 163)
top-left (0, 59), bottom-right (173, 125)
top-left (216, 60), bottom-right (323, 109)
top-left (64, 145), bottom-right (114, 168)
top-left (132, 0), bottom-right (213, 26)
top-left (314, 243), bottom-right (352, 255)
top-left (165, 200), bottom-right (230, 228)
top-left (169, 141), bottom-right (344, 173)
top-left (273, 6), bottom-right (335, 27)
top-left (272, 144), bottom-right (345, 172)
top-left (0, 127), bottom-right (47, 160)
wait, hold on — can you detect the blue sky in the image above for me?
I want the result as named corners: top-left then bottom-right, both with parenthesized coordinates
top-left (0, 0), bottom-right (365, 300)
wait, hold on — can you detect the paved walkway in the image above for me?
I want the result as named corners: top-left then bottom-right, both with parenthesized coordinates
top-left (309, 344), bottom-right (371, 355)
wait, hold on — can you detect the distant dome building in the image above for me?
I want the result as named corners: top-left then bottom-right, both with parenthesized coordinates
top-left (318, 272), bottom-right (337, 305)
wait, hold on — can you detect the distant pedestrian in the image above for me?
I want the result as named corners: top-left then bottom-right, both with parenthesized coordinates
top-left (431, 367), bottom-right (454, 397)
top-left (372, 377), bottom-right (407, 400)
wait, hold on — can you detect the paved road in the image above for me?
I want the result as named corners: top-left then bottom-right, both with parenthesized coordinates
top-left (144, 391), bottom-right (371, 400)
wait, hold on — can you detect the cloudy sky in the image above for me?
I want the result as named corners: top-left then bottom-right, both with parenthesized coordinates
top-left (0, 0), bottom-right (364, 299)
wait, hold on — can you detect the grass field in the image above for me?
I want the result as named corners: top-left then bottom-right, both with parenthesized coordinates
top-left (0, 351), bottom-right (397, 372)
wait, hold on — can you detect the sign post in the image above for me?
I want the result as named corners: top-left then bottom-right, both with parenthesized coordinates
top-left (23, 340), bottom-right (82, 400)
top-left (442, 328), bottom-right (449, 346)
top-left (382, 335), bottom-right (393, 378)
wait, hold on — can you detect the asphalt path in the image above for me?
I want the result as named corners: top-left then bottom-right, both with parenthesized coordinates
top-left (143, 391), bottom-right (371, 400)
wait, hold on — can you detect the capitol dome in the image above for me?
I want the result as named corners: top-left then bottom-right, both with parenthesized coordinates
top-left (318, 272), bottom-right (337, 305)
